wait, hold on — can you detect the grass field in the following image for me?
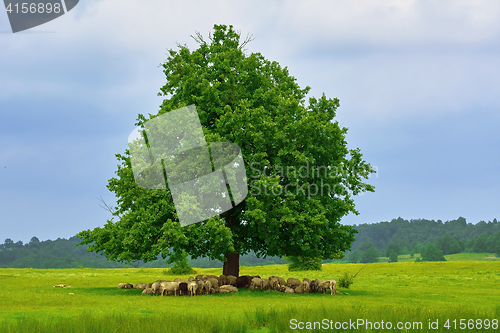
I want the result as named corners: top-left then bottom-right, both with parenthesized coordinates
top-left (1, 260), bottom-right (499, 332)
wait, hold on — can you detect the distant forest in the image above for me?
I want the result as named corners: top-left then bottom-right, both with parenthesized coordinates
top-left (0, 236), bottom-right (287, 269)
top-left (344, 217), bottom-right (500, 263)
top-left (1, 217), bottom-right (498, 269)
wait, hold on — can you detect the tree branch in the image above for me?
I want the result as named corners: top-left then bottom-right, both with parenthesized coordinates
top-left (96, 196), bottom-right (121, 218)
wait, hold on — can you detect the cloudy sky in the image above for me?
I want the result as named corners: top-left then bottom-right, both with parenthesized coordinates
top-left (1, 0), bottom-right (499, 244)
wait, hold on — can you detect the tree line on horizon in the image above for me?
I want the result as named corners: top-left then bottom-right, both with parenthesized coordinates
top-left (0, 236), bottom-right (287, 269)
top-left (342, 216), bottom-right (500, 263)
top-left (0, 216), bottom-right (498, 269)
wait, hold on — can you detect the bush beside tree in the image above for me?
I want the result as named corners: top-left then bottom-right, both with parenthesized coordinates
top-left (421, 243), bottom-right (446, 261)
top-left (388, 251), bottom-right (398, 263)
top-left (165, 251), bottom-right (196, 275)
top-left (285, 256), bottom-right (322, 271)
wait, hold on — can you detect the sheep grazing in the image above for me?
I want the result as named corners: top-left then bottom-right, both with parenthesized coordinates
top-left (160, 281), bottom-right (180, 296)
top-left (329, 280), bottom-right (337, 295)
top-left (201, 280), bottom-right (213, 295)
top-left (294, 280), bottom-right (310, 294)
top-left (219, 285), bottom-right (238, 293)
top-left (178, 282), bottom-right (188, 296)
top-left (187, 281), bottom-right (198, 297)
top-left (317, 280), bottom-right (337, 295)
top-left (136, 274), bottom-right (339, 297)
top-left (286, 278), bottom-right (301, 289)
top-left (195, 279), bottom-right (204, 295)
top-left (250, 277), bottom-right (262, 290)
top-left (261, 278), bottom-right (270, 291)
top-left (269, 276), bottom-right (286, 291)
top-left (309, 279), bottom-right (320, 293)
top-left (142, 288), bottom-right (154, 295)
top-left (219, 275), bottom-right (228, 286)
top-left (237, 275), bottom-right (254, 288)
top-left (151, 281), bottom-right (168, 295)
top-left (303, 280), bottom-right (310, 294)
top-left (227, 275), bottom-right (237, 287)
top-left (151, 281), bottom-right (160, 294)
top-left (268, 278), bottom-right (278, 291)
top-left (269, 276), bottom-right (285, 284)
top-left (117, 283), bottom-right (133, 289)
top-left (207, 277), bottom-right (219, 293)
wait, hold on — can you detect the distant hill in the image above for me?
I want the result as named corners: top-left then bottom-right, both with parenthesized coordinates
top-left (0, 236), bottom-right (287, 269)
top-left (342, 217), bottom-right (500, 263)
top-left (1, 217), bottom-right (498, 268)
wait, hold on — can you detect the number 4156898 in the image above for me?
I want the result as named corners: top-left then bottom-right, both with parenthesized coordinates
top-left (444, 319), bottom-right (498, 330)
top-left (5, 2), bottom-right (62, 14)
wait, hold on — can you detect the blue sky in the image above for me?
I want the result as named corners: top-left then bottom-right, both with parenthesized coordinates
top-left (1, 0), bottom-right (499, 244)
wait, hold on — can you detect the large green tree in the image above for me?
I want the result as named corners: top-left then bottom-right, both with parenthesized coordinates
top-left (77, 25), bottom-right (375, 277)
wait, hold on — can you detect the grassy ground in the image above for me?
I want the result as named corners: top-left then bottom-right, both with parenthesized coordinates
top-left (0, 261), bottom-right (499, 332)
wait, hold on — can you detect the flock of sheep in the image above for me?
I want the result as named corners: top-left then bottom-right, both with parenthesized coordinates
top-left (118, 274), bottom-right (338, 296)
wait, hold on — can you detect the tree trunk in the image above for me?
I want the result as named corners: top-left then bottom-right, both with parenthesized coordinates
top-left (223, 252), bottom-right (240, 277)
top-left (222, 210), bottom-right (239, 277)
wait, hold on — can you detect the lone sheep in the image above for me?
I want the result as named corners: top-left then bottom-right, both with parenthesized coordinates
top-left (117, 283), bottom-right (133, 289)
top-left (318, 280), bottom-right (337, 295)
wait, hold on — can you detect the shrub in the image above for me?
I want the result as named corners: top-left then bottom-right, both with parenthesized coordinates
top-left (337, 272), bottom-right (354, 289)
top-left (388, 251), bottom-right (398, 263)
top-left (285, 256), bottom-right (322, 271)
top-left (165, 251), bottom-right (196, 275)
top-left (165, 263), bottom-right (196, 275)
top-left (421, 243), bottom-right (446, 261)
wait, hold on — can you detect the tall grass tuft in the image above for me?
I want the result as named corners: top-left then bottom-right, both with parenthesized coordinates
top-left (337, 272), bottom-right (354, 288)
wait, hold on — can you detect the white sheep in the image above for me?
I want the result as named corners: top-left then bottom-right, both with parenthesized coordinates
top-left (187, 281), bottom-right (198, 297)
top-left (160, 281), bottom-right (180, 296)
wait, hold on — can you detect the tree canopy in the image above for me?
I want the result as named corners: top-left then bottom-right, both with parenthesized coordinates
top-left (77, 24), bottom-right (375, 276)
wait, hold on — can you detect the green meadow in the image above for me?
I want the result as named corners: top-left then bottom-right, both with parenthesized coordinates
top-left (0, 260), bottom-right (499, 333)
